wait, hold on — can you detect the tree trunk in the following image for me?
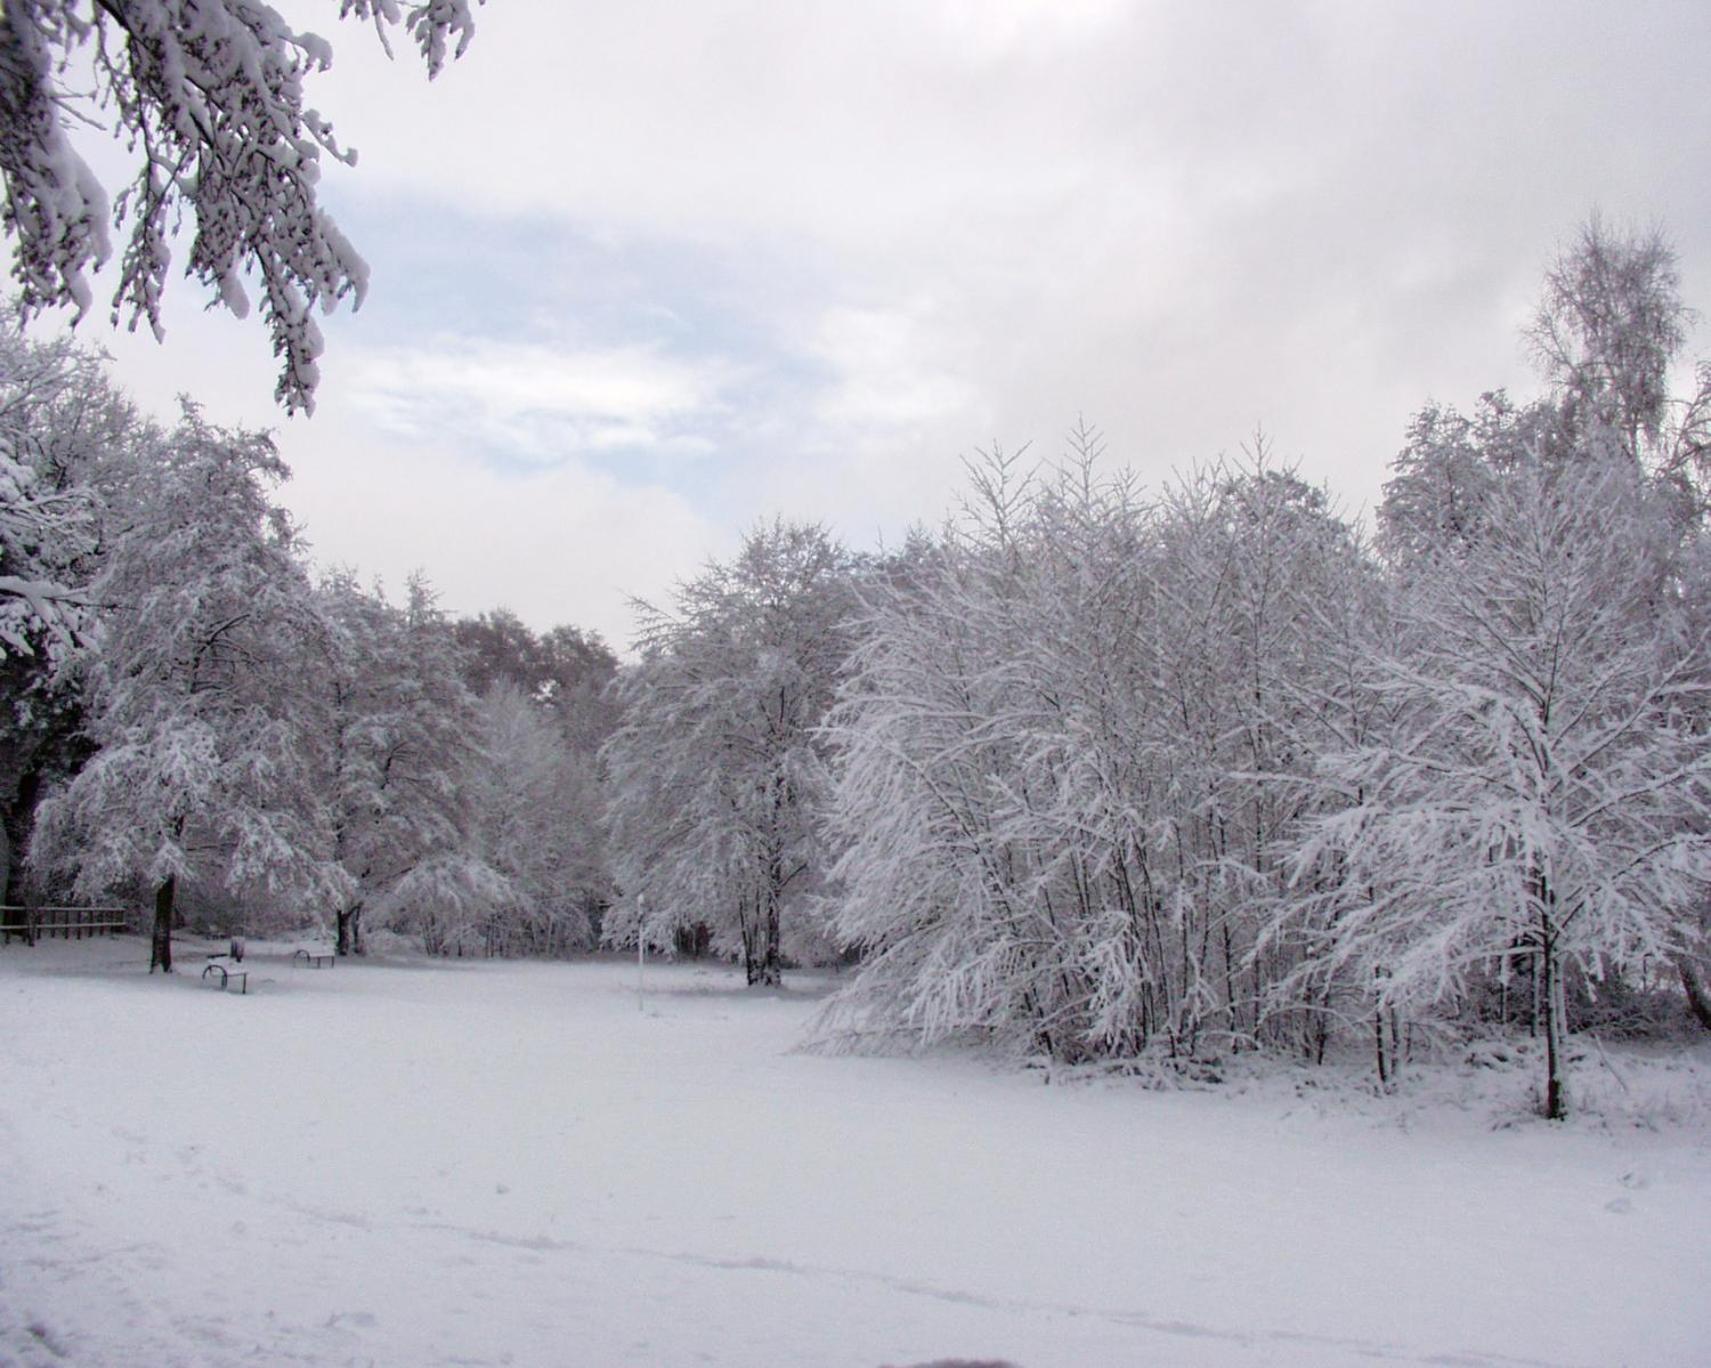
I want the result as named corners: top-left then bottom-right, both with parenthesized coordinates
top-left (1, 767), bottom-right (41, 945)
top-left (1524, 860), bottom-right (1568, 1121)
top-left (150, 874), bottom-right (176, 973)
top-left (751, 876), bottom-right (782, 988)
top-left (1221, 922), bottom-right (1238, 1044)
top-left (1539, 925), bottom-right (1566, 1121)
top-left (739, 896), bottom-right (752, 984)
top-left (741, 904), bottom-right (782, 987)
top-left (336, 902), bottom-right (367, 957)
top-left (1677, 955), bottom-right (1711, 1032)
top-left (1373, 1002), bottom-right (1390, 1089)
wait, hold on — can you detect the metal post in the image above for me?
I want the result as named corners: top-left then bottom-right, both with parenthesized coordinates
top-left (637, 894), bottom-right (646, 1013)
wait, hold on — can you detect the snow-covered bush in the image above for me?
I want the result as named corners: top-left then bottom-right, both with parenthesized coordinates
top-left (816, 433), bottom-right (1373, 1061)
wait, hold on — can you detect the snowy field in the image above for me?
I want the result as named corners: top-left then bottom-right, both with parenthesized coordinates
top-left (2, 940), bottom-right (1708, 1368)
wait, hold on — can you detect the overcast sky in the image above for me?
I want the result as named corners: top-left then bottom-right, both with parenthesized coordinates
top-left (63, 0), bottom-right (1711, 650)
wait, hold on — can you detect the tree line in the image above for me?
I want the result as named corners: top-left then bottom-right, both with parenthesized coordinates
top-left (1, 217), bottom-right (1707, 1118)
top-left (602, 218), bottom-right (1711, 1120)
top-left (0, 334), bottom-right (616, 968)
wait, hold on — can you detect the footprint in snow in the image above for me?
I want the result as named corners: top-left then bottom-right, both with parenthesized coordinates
top-left (325, 1310), bottom-right (378, 1330)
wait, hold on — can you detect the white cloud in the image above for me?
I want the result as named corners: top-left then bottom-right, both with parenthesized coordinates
top-left (43, 291), bottom-right (725, 648)
top-left (809, 305), bottom-right (982, 432)
top-left (51, 0), bottom-right (1711, 646)
top-left (344, 337), bottom-right (736, 464)
top-left (279, 393), bottom-right (722, 652)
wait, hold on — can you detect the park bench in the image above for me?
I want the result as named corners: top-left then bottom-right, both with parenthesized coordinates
top-left (202, 957), bottom-right (249, 994)
top-left (292, 946), bottom-right (336, 968)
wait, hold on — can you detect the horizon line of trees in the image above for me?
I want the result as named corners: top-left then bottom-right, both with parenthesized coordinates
top-left (1, 215), bottom-right (1707, 1119)
top-left (0, 341), bottom-right (618, 968)
top-left (599, 216), bottom-right (1711, 1120)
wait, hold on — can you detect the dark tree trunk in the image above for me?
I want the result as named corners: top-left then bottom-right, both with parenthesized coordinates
top-left (1535, 883), bottom-right (1566, 1121)
top-left (738, 891), bottom-right (767, 986)
top-left (335, 902), bottom-right (366, 957)
top-left (744, 868), bottom-right (782, 988)
top-left (674, 922), bottom-right (711, 958)
top-left (1374, 1003), bottom-right (1390, 1089)
top-left (150, 875), bottom-right (176, 973)
top-left (1541, 938), bottom-right (1565, 1120)
top-left (1, 767), bottom-right (41, 945)
top-left (1677, 955), bottom-right (1711, 1032)
top-left (753, 948), bottom-right (780, 987)
top-left (741, 925), bottom-right (781, 986)
top-left (1220, 922), bottom-right (1243, 1046)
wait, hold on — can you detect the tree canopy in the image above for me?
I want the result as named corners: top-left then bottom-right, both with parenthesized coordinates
top-left (0, 1), bottom-right (481, 412)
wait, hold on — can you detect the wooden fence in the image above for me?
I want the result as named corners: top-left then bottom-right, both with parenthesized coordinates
top-left (0, 905), bottom-right (132, 945)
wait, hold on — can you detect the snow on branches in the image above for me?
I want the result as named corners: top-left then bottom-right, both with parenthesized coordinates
top-left (1284, 457), bottom-right (1711, 1118)
top-left (815, 437), bottom-right (1369, 1062)
top-left (0, 1), bottom-right (482, 412)
top-left (0, 320), bottom-right (137, 664)
top-left (313, 571), bottom-right (507, 956)
top-left (602, 519), bottom-right (852, 986)
top-left (0, 446), bottom-right (94, 659)
top-left (29, 405), bottom-right (344, 969)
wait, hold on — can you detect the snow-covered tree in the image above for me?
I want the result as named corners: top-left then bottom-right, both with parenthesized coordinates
top-left (0, 320), bottom-right (138, 662)
top-left (0, 1), bottom-right (481, 411)
top-left (453, 607), bottom-right (621, 756)
top-left (603, 519), bottom-right (853, 985)
top-left (315, 571), bottom-right (504, 955)
top-left (1521, 215), bottom-right (1711, 533)
top-left (0, 321), bottom-right (147, 937)
top-left (818, 435), bottom-right (1372, 1062)
top-left (1527, 214), bottom-right (1692, 462)
top-left (1286, 455), bottom-right (1711, 1118)
top-left (30, 405), bottom-right (341, 971)
top-left (0, 447), bottom-right (91, 657)
top-left (1377, 392), bottom-right (1566, 563)
top-left (819, 446), bottom-right (1107, 1054)
top-left (468, 681), bottom-right (607, 955)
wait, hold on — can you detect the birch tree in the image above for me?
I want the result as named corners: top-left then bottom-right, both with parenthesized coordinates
top-left (1527, 214), bottom-right (1692, 463)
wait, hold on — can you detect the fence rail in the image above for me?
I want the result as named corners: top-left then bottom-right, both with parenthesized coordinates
top-left (0, 905), bottom-right (132, 945)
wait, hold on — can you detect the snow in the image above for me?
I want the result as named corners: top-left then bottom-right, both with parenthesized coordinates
top-left (1, 940), bottom-right (1707, 1367)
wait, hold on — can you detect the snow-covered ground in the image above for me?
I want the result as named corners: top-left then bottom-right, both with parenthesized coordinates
top-left (1, 939), bottom-right (1707, 1368)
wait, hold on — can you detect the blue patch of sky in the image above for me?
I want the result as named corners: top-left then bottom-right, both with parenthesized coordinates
top-left (322, 188), bottom-right (838, 494)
